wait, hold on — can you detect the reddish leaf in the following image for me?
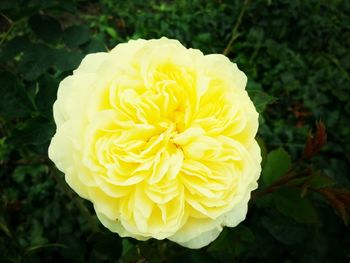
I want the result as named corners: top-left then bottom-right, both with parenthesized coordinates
top-left (302, 121), bottom-right (327, 159)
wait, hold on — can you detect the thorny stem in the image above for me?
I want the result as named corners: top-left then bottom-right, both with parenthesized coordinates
top-left (223, 0), bottom-right (250, 56)
top-left (252, 173), bottom-right (295, 200)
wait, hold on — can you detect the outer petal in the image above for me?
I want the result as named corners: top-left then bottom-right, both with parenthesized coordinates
top-left (169, 217), bottom-right (220, 244)
top-left (74, 52), bottom-right (110, 74)
top-left (177, 225), bottom-right (223, 249)
top-left (53, 73), bottom-right (97, 126)
top-left (222, 191), bottom-right (251, 227)
top-left (202, 54), bottom-right (247, 90)
top-left (96, 211), bottom-right (149, 241)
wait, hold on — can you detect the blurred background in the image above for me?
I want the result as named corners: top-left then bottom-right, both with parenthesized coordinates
top-left (0, 0), bottom-right (349, 262)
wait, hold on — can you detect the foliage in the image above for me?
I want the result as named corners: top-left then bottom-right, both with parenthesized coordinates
top-left (1, 0), bottom-right (350, 262)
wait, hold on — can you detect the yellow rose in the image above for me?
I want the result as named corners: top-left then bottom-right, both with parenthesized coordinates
top-left (49, 37), bottom-right (261, 248)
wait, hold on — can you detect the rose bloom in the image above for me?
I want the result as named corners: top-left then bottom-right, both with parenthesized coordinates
top-left (49, 37), bottom-right (261, 248)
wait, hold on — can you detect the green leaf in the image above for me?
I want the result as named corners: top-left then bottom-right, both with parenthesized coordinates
top-left (52, 50), bottom-right (84, 72)
top-left (35, 74), bottom-right (59, 118)
top-left (262, 148), bottom-right (292, 186)
top-left (29, 14), bottom-right (62, 43)
top-left (63, 25), bottom-right (90, 48)
top-left (308, 172), bottom-right (336, 188)
top-left (83, 37), bottom-right (107, 53)
top-left (208, 226), bottom-right (254, 259)
top-left (10, 117), bottom-right (55, 146)
top-left (261, 214), bottom-right (310, 245)
top-left (19, 45), bottom-right (84, 79)
top-left (247, 80), bottom-right (276, 113)
top-left (121, 239), bottom-right (134, 257)
top-left (105, 27), bottom-right (117, 39)
top-left (0, 36), bottom-right (31, 62)
top-left (18, 44), bottom-right (54, 80)
top-left (0, 71), bottom-right (33, 118)
top-left (250, 90), bottom-right (276, 113)
top-left (273, 189), bottom-right (319, 224)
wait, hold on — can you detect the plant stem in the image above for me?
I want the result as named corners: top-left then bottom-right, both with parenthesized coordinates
top-left (0, 13), bottom-right (14, 46)
top-left (252, 157), bottom-right (305, 200)
top-left (223, 0), bottom-right (249, 56)
top-left (252, 173), bottom-right (296, 200)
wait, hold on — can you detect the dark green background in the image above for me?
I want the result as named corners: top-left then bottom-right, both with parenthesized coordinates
top-left (1, 0), bottom-right (350, 262)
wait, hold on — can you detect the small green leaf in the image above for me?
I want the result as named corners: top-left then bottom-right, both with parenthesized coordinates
top-left (29, 14), bottom-right (62, 43)
top-left (262, 148), bottom-right (292, 186)
top-left (273, 189), bottom-right (319, 224)
top-left (250, 90), bottom-right (276, 113)
top-left (247, 80), bottom-right (276, 113)
top-left (105, 27), bottom-right (117, 39)
top-left (63, 25), bottom-right (90, 48)
top-left (308, 172), bottom-right (335, 188)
